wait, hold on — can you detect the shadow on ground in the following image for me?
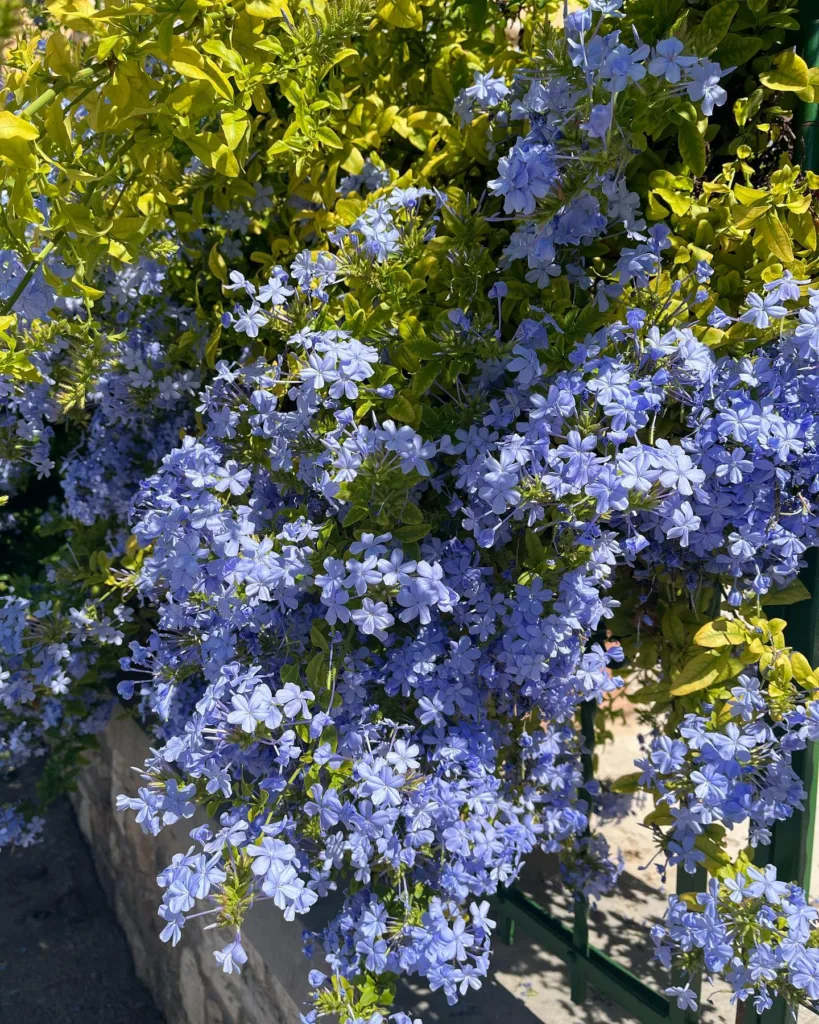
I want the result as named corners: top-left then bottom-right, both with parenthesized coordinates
top-left (0, 764), bottom-right (164, 1024)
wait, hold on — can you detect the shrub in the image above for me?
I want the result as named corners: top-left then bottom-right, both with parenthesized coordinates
top-left (4, 0), bottom-right (819, 1020)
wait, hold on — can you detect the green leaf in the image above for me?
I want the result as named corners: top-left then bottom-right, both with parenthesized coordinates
top-left (693, 619), bottom-right (747, 648)
top-left (306, 652), bottom-right (327, 688)
top-left (693, 1), bottom-right (737, 55)
top-left (310, 624), bottom-right (329, 652)
top-left (208, 244), bottom-right (227, 283)
top-left (644, 805), bottom-right (674, 827)
top-left (760, 50), bottom-right (809, 92)
top-left (386, 393), bottom-right (418, 424)
top-left (205, 323), bottom-right (221, 369)
top-left (401, 502), bottom-right (424, 524)
top-left (280, 662), bottom-right (300, 684)
top-left (409, 362), bottom-right (439, 397)
top-left (524, 529), bottom-right (545, 564)
top-left (678, 120), bottom-right (706, 177)
top-left (670, 650), bottom-right (731, 696)
top-left (343, 506), bottom-right (369, 527)
top-left (716, 34), bottom-right (762, 70)
top-left (661, 610), bottom-right (686, 647)
top-left (393, 523), bottom-right (431, 543)
top-left (762, 578), bottom-right (811, 605)
top-left (458, 0), bottom-right (487, 30)
top-left (759, 210), bottom-right (793, 263)
top-left (628, 681), bottom-right (672, 704)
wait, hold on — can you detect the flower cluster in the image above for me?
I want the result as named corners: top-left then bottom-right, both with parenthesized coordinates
top-left (453, 9), bottom-right (727, 296)
top-left (113, 180), bottom-right (819, 1019)
top-left (655, 867), bottom-right (819, 1014)
top-left (0, 592), bottom-right (122, 849)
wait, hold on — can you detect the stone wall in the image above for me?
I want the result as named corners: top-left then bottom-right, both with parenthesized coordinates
top-left (71, 713), bottom-right (311, 1024)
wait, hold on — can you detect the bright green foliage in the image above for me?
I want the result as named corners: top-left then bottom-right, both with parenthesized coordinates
top-left (0, 0), bottom-right (516, 325)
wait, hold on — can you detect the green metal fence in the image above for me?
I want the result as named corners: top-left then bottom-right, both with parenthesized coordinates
top-left (494, 553), bottom-right (819, 1024)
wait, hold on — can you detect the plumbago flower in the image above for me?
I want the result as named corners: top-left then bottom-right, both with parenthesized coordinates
top-left (454, 5), bottom-right (728, 298)
top-left (633, 614), bottom-right (819, 1014)
top-left (655, 865), bottom-right (819, 1015)
top-left (0, 589), bottom-right (124, 847)
top-left (0, 250), bottom-right (204, 831)
top-left (113, 167), bottom-right (819, 1024)
top-left (118, 205), bottom-right (625, 1015)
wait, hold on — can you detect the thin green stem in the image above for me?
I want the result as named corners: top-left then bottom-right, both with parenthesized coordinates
top-left (19, 66), bottom-right (99, 121)
top-left (264, 762), bottom-right (305, 824)
top-left (1, 239), bottom-right (57, 316)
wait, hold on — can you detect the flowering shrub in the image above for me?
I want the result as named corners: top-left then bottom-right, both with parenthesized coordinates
top-left (4, 0), bottom-right (819, 1021)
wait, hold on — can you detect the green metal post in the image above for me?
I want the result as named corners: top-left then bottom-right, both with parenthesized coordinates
top-left (798, 1), bottom-right (819, 169)
top-left (767, 550), bottom-right (819, 895)
top-left (570, 699), bottom-right (597, 1004)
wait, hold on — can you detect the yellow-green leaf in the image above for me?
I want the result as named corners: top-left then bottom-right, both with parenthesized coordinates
top-left (72, 278), bottom-right (105, 300)
top-left (45, 30), bottom-right (75, 77)
top-left (170, 41), bottom-right (233, 102)
top-left (653, 188), bottom-right (691, 217)
top-left (0, 111), bottom-right (39, 141)
top-left (670, 651), bottom-right (731, 697)
top-left (759, 210), bottom-right (794, 263)
top-left (222, 110), bottom-right (248, 151)
top-left (376, 0), bottom-right (422, 30)
top-left (694, 619), bottom-right (747, 648)
top-left (678, 120), bottom-right (706, 177)
top-left (791, 651), bottom-right (814, 683)
top-left (315, 126), bottom-right (343, 149)
top-left (246, 0), bottom-right (291, 16)
top-left (46, 0), bottom-right (96, 31)
top-left (760, 50), bottom-right (809, 92)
